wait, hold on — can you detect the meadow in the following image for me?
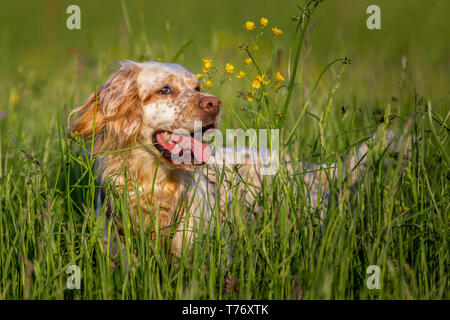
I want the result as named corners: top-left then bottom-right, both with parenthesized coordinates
top-left (0, 0), bottom-right (448, 299)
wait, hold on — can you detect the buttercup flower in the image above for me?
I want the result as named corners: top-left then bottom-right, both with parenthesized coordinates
top-left (156, 57), bottom-right (163, 62)
top-left (202, 58), bottom-right (213, 69)
top-left (203, 80), bottom-right (213, 88)
top-left (257, 74), bottom-right (270, 85)
top-left (275, 72), bottom-right (285, 81)
top-left (244, 21), bottom-right (256, 31)
top-left (225, 63), bottom-right (235, 74)
top-left (203, 68), bottom-right (208, 73)
top-left (275, 71), bottom-right (285, 87)
top-left (260, 17), bottom-right (268, 27)
top-left (252, 79), bottom-right (261, 89)
top-left (272, 27), bottom-right (283, 36)
top-left (243, 58), bottom-right (252, 65)
top-left (236, 71), bottom-right (245, 79)
top-left (197, 73), bottom-right (203, 78)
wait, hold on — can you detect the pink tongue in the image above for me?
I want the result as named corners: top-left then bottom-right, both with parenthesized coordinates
top-left (156, 133), bottom-right (211, 163)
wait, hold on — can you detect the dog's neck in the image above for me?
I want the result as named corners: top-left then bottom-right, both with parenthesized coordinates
top-left (102, 146), bottom-right (188, 187)
top-left (99, 144), bottom-right (189, 217)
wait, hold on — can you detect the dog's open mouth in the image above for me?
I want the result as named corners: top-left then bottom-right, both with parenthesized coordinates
top-left (152, 123), bottom-right (215, 166)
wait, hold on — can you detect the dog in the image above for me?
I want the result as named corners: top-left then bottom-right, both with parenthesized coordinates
top-left (69, 61), bottom-right (411, 259)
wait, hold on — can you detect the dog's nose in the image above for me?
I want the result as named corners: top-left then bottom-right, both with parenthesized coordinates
top-left (199, 96), bottom-right (221, 116)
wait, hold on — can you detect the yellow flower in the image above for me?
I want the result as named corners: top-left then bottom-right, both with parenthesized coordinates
top-left (257, 74), bottom-right (270, 85)
top-left (252, 79), bottom-right (261, 89)
top-left (228, 78), bottom-right (232, 81)
top-left (260, 17), bottom-right (268, 27)
top-left (247, 90), bottom-right (254, 102)
top-left (243, 58), bottom-right (252, 65)
top-left (244, 21), bottom-right (256, 31)
top-left (236, 71), bottom-right (245, 79)
top-left (197, 73), bottom-right (203, 78)
top-left (202, 58), bottom-right (213, 69)
top-left (10, 92), bottom-right (19, 104)
top-left (225, 63), bottom-right (234, 74)
top-left (203, 80), bottom-right (213, 88)
top-left (275, 71), bottom-right (285, 87)
top-left (275, 72), bottom-right (285, 81)
top-left (203, 68), bottom-right (208, 73)
top-left (272, 27), bottom-right (283, 36)
top-left (156, 57), bottom-right (163, 62)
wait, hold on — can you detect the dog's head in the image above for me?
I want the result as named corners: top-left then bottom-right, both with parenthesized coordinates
top-left (70, 61), bottom-right (221, 168)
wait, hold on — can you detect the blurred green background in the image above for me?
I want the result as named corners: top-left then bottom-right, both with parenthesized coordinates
top-left (0, 0), bottom-right (448, 300)
top-left (0, 0), bottom-right (448, 141)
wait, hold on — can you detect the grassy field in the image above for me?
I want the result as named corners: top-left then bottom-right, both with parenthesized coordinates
top-left (0, 0), bottom-right (448, 299)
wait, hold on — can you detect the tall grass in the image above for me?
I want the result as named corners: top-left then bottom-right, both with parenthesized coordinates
top-left (0, 0), bottom-right (448, 299)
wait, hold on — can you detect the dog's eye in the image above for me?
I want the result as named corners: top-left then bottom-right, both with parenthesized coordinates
top-left (195, 86), bottom-right (201, 92)
top-left (158, 86), bottom-right (171, 95)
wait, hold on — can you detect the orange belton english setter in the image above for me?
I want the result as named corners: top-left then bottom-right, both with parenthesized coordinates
top-left (69, 61), bottom-right (408, 258)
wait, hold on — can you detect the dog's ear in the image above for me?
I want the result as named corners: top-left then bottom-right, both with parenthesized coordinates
top-left (69, 89), bottom-right (105, 145)
top-left (69, 62), bottom-right (143, 151)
